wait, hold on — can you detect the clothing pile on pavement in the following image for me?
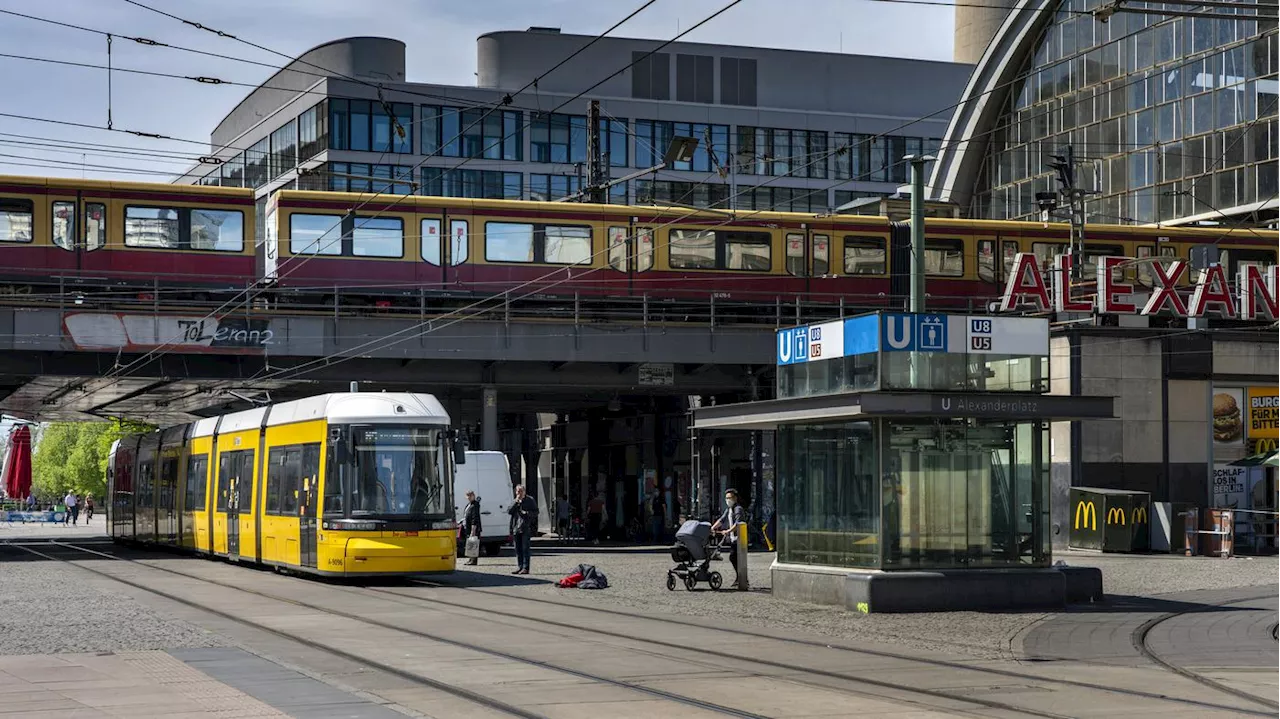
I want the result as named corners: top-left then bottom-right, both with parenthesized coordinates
top-left (557, 563), bottom-right (608, 589)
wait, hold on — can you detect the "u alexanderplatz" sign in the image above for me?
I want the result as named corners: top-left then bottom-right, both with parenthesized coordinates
top-left (998, 252), bottom-right (1278, 320)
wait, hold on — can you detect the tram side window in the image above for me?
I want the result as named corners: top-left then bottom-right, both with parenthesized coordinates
top-left (184, 454), bottom-right (208, 511)
top-left (813, 234), bottom-right (830, 276)
top-left (1033, 242), bottom-right (1067, 269)
top-left (190, 209), bottom-right (245, 252)
top-left (160, 457), bottom-right (179, 511)
top-left (0, 198), bottom-right (33, 243)
top-left (52, 201), bottom-right (75, 251)
top-left (85, 203), bottom-right (105, 251)
top-left (843, 236), bottom-right (885, 275)
top-left (323, 445), bottom-right (344, 516)
top-left (265, 449), bottom-right (285, 515)
top-left (485, 222), bottom-right (534, 262)
top-left (137, 461), bottom-right (154, 508)
top-left (450, 219), bottom-right (468, 265)
top-left (543, 225), bottom-right (592, 265)
top-left (289, 213), bottom-right (343, 255)
top-left (420, 218), bottom-right (442, 265)
top-left (125, 207), bottom-right (180, 248)
top-left (1222, 248), bottom-right (1277, 278)
top-left (786, 233), bottom-right (805, 276)
top-left (924, 238), bottom-right (964, 277)
top-left (300, 444), bottom-right (321, 515)
top-left (281, 448), bottom-right (302, 515)
top-left (637, 228), bottom-right (654, 271)
top-left (607, 227), bottom-right (627, 271)
top-left (670, 229), bottom-right (716, 269)
top-left (352, 216), bottom-right (404, 257)
top-left (1082, 243), bottom-right (1124, 280)
top-left (724, 231), bottom-right (771, 271)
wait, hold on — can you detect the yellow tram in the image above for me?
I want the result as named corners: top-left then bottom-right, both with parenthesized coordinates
top-left (108, 392), bottom-right (463, 577)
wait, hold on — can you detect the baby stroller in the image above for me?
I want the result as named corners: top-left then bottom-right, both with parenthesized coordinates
top-left (666, 520), bottom-right (725, 591)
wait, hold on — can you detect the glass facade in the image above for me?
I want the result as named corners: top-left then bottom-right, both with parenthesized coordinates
top-left (776, 419), bottom-right (1050, 570)
top-left (974, 0), bottom-right (1278, 224)
top-left (421, 168), bottom-right (522, 200)
top-left (530, 113), bottom-right (588, 164)
top-left (636, 120), bottom-right (731, 173)
top-left (635, 180), bottom-right (730, 207)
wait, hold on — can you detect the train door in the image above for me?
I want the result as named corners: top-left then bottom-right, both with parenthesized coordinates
top-left (48, 193), bottom-right (109, 275)
top-left (419, 215), bottom-right (446, 291)
top-left (226, 472), bottom-right (240, 557)
top-left (299, 444), bottom-right (320, 570)
top-left (443, 216), bottom-right (471, 288)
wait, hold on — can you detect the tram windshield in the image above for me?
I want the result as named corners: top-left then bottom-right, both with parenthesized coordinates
top-left (345, 425), bottom-right (449, 518)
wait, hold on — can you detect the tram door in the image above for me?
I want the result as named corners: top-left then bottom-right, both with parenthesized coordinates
top-left (299, 457), bottom-right (318, 570)
top-left (226, 474), bottom-right (240, 557)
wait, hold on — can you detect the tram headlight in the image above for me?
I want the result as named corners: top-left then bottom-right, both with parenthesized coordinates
top-left (429, 520), bottom-right (456, 531)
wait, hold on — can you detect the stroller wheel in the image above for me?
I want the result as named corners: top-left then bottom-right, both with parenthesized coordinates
top-left (684, 573), bottom-right (697, 591)
top-left (708, 571), bottom-right (723, 591)
top-left (665, 573), bottom-right (676, 591)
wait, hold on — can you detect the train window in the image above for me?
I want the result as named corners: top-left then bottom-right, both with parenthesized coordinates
top-left (280, 448), bottom-right (302, 515)
top-left (637, 228), bottom-right (654, 272)
top-left (1082, 244), bottom-right (1124, 280)
top-left (449, 220), bottom-right (468, 265)
top-left (977, 239), bottom-right (996, 283)
top-left (543, 225), bottom-right (592, 265)
top-left (352, 217), bottom-right (404, 258)
top-left (323, 444), bottom-right (344, 516)
top-left (786, 233), bottom-right (805, 277)
top-left (52, 201), bottom-right (75, 251)
top-left (289, 214), bottom-right (342, 256)
top-left (812, 235), bottom-right (830, 276)
top-left (190, 209), bottom-right (244, 252)
top-left (1002, 241), bottom-right (1019, 276)
top-left (608, 227), bottom-right (628, 271)
top-left (670, 229), bottom-right (716, 269)
top-left (1032, 242), bottom-right (1067, 269)
top-left (125, 207), bottom-right (180, 249)
top-left (265, 449), bottom-right (285, 515)
top-left (1222, 248), bottom-right (1277, 278)
top-left (0, 198), bottom-right (33, 243)
top-left (486, 222), bottom-right (535, 262)
top-left (184, 454), bottom-right (208, 512)
top-left (924, 238), bottom-right (964, 277)
top-left (301, 444), bottom-right (321, 516)
top-left (420, 218), bottom-right (442, 265)
top-left (843, 236), bottom-right (885, 275)
top-left (85, 203), bottom-right (105, 251)
top-left (1136, 245), bottom-right (1154, 286)
top-left (724, 231), bottom-right (772, 271)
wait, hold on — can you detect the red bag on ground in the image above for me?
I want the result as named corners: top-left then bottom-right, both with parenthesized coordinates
top-left (557, 572), bottom-right (584, 588)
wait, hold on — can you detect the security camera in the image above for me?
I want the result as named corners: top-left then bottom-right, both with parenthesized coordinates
top-left (1035, 192), bottom-right (1059, 213)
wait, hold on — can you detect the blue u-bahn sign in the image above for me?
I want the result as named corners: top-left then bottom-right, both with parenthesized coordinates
top-left (776, 312), bottom-right (1047, 366)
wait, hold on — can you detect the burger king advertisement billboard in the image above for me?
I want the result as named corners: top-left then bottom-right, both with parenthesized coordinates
top-left (1212, 389), bottom-right (1244, 449)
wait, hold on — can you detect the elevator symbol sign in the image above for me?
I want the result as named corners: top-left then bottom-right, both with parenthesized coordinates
top-left (882, 313), bottom-right (948, 352)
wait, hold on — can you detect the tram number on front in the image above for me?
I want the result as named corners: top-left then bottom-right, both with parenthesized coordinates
top-left (328, 558), bottom-right (344, 567)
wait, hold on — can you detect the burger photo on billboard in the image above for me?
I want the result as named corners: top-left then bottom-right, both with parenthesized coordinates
top-left (1213, 392), bottom-right (1242, 442)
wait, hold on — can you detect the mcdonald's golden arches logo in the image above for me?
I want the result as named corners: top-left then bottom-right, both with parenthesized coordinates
top-left (1132, 506), bottom-right (1147, 524)
top-left (1106, 507), bottom-right (1126, 525)
top-left (1074, 501), bottom-right (1096, 530)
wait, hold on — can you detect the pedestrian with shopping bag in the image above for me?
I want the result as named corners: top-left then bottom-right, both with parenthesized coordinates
top-left (461, 490), bottom-right (482, 566)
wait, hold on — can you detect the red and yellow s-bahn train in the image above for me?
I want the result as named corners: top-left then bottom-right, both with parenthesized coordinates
top-left (1, 174), bottom-right (1275, 311)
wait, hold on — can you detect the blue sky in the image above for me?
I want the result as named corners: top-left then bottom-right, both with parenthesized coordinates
top-left (0, 0), bottom-right (955, 182)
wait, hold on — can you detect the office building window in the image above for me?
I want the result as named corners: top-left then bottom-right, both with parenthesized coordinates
top-left (323, 163), bottom-right (414, 194)
top-left (421, 106), bottom-right (522, 160)
top-left (327, 98), bottom-right (413, 153)
top-left (244, 137), bottom-right (270, 188)
top-left (833, 190), bottom-right (890, 210)
top-left (597, 117), bottom-right (629, 167)
top-left (635, 180), bottom-right (729, 208)
top-left (735, 127), bottom-right (828, 178)
top-left (220, 153), bottom-right (244, 188)
top-left (298, 101), bottom-right (327, 161)
top-left (530, 113), bottom-right (588, 164)
top-left (632, 51), bottom-right (670, 100)
top-left (635, 120), bottom-right (729, 172)
top-left (529, 174), bottom-right (581, 201)
top-left (833, 133), bottom-right (939, 182)
top-left (720, 57), bottom-right (758, 106)
top-left (676, 54), bottom-right (715, 103)
top-left (269, 122), bottom-right (297, 180)
top-left (421, 168), bottom-right (522, 200)
top-left (739, 186), bottom-right (824, 213)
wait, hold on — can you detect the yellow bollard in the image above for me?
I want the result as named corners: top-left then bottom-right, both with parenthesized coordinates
top-left (735, 521), bottom-right (749, 590)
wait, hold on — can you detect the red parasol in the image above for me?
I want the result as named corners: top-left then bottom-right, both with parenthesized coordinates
top-left (2, 425), bottom-right (32, 500)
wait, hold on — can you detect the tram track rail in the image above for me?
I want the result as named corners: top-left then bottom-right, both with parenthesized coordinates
top-left (391, 575), bottom-right (1278, 717)
top-left (10, 539), bottom-right (775, 719)
top-left (1133, 594), bottom-right (1279, 712)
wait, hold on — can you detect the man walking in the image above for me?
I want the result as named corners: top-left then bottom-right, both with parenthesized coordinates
top-left (649, 492), bottom-right (666, 544)
top-left (507, 484), bottom-right (538, 575)
top-left (63, 491), bottom-right (79, 526)
top-left (585, 491), bottom-right (606, 545)
top-left (555, 494), bottom-right (570, 537)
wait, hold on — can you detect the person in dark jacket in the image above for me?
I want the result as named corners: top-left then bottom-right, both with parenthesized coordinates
top-left (461, 491), bottom-right (482, 565)
top-left (508, 484), bottom-right (538, 574)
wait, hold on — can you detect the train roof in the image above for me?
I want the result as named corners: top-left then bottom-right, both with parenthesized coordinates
top-left (0, 174), bottom-right (254, 201)
top-left (190, 417), bottom-right (221, 439)
top-left (266, 392), bottom-right (449, 427)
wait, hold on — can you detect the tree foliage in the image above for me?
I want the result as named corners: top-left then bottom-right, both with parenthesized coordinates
top-left (31, 419), bottom-right (155, 501)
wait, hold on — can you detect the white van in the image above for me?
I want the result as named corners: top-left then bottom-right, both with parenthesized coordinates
top-left (454, 450), bottom-right (513, 556)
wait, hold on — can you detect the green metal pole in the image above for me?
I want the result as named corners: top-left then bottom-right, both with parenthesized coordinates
top-left (908, 155), bottom-right (932, 314)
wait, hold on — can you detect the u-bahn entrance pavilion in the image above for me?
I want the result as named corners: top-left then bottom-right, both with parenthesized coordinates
top-left (693, 313), bottom-right (1115, 612)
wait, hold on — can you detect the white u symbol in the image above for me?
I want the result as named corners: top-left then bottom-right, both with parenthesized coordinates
top-left (887, 316), bottom-right (912, 349)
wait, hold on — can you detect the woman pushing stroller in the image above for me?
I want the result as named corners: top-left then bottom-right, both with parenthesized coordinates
top-left (710, 488), bottom-right (745, 584)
